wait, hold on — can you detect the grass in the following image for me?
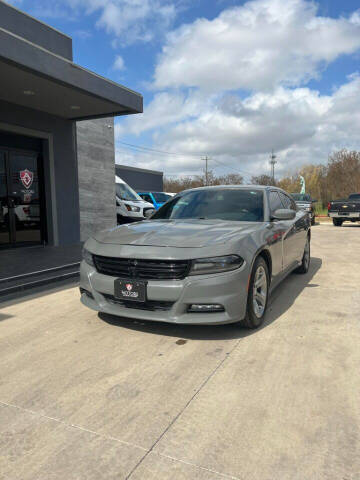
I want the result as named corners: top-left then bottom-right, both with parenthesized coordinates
top-left (314, 203), bottom-right (328, 216)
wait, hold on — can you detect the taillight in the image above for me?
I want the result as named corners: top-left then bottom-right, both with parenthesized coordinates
top-left (23, 207), bottom-right (30, 214)
top-left (327, 202), bottom-right (331, 210)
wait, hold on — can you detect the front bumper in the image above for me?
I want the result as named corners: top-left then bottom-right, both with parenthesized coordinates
top-left (80, 261), bottom-right (249, 325)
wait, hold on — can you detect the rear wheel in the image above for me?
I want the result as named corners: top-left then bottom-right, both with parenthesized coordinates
top-left (295, 237), bottom-right (310, 274)
top-left (333, 218), bottom-right (343, 226)
top-left (241, 257), bottom-right (269, 329)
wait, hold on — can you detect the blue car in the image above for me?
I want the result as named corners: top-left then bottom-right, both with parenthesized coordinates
top-left (137, 192), bottom-right (172, 210)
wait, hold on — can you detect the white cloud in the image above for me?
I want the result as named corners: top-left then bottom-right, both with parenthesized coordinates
top-left (153, 0), bottom-right (360, 91)
top-left (115, 90), bottom-right (210, 137)
top-left (66, 0), bottom-right (177, 45)
top-left (113, 54), bottom-right (125, 71)
top-left (116, 75), bottom-right (360, 178)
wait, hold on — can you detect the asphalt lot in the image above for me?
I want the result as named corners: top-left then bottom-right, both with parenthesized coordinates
top-left (1, 223), bottom-right (360, 480)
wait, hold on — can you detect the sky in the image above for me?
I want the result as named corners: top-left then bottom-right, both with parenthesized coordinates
top-left (5, 0), bottom-right (360, 181)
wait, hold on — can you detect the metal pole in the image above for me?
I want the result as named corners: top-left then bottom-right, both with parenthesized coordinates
top-left (269, 150), bottom-right (277, 184)
top-left (202, 156), bottom-right (209, 186)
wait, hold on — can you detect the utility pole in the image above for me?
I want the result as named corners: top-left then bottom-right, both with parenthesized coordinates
top-left (203, 156), bottom-right (209, 186)
top-left (269, 150), bottom-right (277, 184)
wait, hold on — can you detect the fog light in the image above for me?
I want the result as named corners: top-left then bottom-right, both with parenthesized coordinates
top-left (188, 304), bottom-right (225, 313)
top-left (79, 287), bottom-right (94, 300)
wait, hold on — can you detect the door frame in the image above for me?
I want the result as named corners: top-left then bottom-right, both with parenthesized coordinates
top-left (0, 123), bottom-right (58, 246)
top-left (0, 146), bottom-right (47, 248)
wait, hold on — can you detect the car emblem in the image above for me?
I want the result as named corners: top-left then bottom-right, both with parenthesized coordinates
top-left (126, 283), bottom-right (133, 291)
top-left (342, 205), bottom-right (348, 208)
top-left (20, 169), bottom-right (34, 189)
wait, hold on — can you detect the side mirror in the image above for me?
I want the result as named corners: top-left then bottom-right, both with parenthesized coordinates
top-left (312, 199), bottom-right (317, 203)
top-left (272, 208), bottom-right (296, 221)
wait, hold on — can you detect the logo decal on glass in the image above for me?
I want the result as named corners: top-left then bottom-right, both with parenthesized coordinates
top-left (20, 169), bottom-right (34, 189)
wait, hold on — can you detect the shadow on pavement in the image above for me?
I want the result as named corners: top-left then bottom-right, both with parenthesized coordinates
top-left (99, 256), bottom-right (322, 341)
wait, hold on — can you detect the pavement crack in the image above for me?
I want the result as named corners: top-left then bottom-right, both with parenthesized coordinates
top-left (0, 400), bottom-right (148, 453)
top-left (125, 337), bottom-right (242, 480)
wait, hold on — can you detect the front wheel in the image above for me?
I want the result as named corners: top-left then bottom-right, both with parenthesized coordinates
top-left (333, 218), bottom-right (343, 226)
top-left (241, 257), bottom-right (269, 329)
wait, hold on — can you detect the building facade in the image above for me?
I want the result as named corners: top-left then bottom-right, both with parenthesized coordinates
top-left (115, 165), bottom-right (163, 192)
top-left (0, 0), bottom-right (142, 251)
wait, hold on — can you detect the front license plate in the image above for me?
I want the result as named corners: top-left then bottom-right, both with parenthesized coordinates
top-left (341, 212), bottom-right (349, 216)
top-left (114, 279), bottom-right (147, 302)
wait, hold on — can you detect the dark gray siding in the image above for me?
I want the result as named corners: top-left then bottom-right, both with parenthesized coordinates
top-left (115, 165), bottom-right (163, 192)
top-left (0, 0), bottom-right (73, 60)
top-left (77, 118), bottom-right (116, 241)
top-left (0, 99), bottom-right (80, 246)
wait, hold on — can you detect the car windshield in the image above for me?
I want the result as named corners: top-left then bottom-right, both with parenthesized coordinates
top-left (151, 188), bottom-right (264, 222)
top-left (152, 192), bottom-right (171, 203)
top-left (291, 193), bottom-right (311, 202)
top-left (116, 183), bottom-right (140, 201)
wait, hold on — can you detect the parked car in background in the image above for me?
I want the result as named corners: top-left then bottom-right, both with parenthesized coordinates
top-left (116, 176), bottom-right (155, 223)
top-left (137, 191), bottom-right (172, 210)
top-left (328, 193), bottom-right (360, 226)
top-left (290, 193), bottom-right (316, 225)
top-left (81, 185), bottom-right (311, 329)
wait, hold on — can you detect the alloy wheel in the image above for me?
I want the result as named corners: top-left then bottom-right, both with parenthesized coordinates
top-left (252, 265), bottom-right (268, 319)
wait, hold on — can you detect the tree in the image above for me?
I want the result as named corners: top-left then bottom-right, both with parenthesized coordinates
top-left (251, 174), bottom-right (276, 186)
top-left (164, 171), bottom-right (243, 193)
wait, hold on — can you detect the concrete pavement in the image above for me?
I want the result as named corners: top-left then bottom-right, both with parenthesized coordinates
top-left (1, 224), bottom-right (360, 480)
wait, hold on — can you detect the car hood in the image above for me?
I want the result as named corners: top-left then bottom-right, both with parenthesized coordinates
top-left (93, 219), bottom-right (263, 248)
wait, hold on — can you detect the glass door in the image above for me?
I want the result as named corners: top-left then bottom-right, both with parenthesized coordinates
top-left (0, 150), bottom-right (10, 246)
top-left (0, 149), bottom-right (44, 248)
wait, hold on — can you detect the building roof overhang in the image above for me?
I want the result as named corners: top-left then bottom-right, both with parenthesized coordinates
top-left (0, 27), bottom-right (143, 121)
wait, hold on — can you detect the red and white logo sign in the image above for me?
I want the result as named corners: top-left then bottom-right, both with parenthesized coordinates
top-left (20, 169), bottom-right (34, 189)
top-left (126, 283), bottom-right (133, 291)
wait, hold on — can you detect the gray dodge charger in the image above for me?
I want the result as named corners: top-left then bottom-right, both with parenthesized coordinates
top-left (80, 186), bottom-right (311, 328)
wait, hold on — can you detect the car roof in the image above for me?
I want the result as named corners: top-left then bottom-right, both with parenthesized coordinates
top-left (180, 184), bottom-right (282, 194)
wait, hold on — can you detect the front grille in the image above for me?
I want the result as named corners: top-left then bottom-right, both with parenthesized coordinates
top-left (93, 255), bottom-right (191, 280)
top-left (102, 293), bottom-right (174, 311)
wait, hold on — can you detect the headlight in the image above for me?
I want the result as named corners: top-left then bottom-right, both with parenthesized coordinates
top-left (82, 247), bottom-right (94, 266)
top-left (189, 255), bottom-right (244, 276)
top-left (125, 204), bottom-right (140, 212)
top-left (306, 207), bottom-right (312, 212)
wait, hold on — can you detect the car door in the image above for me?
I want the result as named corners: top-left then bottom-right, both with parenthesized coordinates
top-left (279, 192), bottom-right (307, 263)
top-left (269, 190), bottom-right (299, 271)
top-left (276, 191), bottom-right (303, 269)
top-left (267, 190), bottom-right (286, 277)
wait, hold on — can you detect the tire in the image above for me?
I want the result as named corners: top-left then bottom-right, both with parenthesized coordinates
top-left (295, 237), bottom-right (310, 274)
top-left (333, 218), bottom-right (343, 226)
top-left (241, 256), bottom-right (269, 329)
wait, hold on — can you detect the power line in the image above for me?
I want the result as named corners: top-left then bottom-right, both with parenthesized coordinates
top-left (117, 140), bottom-right (254, 179)
top-left (117, 140), bottom-right (205, 158)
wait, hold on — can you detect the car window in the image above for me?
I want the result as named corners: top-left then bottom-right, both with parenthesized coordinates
top-left (151, 189), bottom-right (264, 222)
top-left (152, 192), bottom-right (171, 203)
top-left (269, 191), bottom-right (283, 213)
top-left (140, 194), bottom-right (153, 204)
top-left (116, 183), bottom-right (140, 201)
top-left (349, 193), bottom-right (360, 200)
top-left (279, 192), bottom-right (296, 210)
